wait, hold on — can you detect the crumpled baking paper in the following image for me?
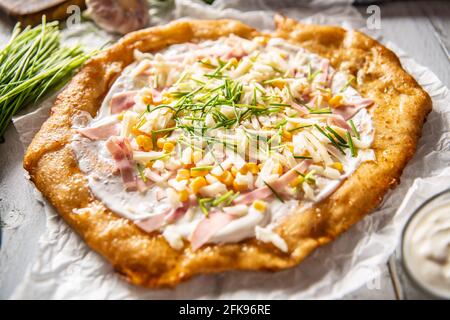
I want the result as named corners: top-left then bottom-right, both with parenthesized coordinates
top-left (10, 0), bottom-right (450, 299)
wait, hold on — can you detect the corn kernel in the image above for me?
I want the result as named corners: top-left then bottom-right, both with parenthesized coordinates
top-left (192, 151), bottom-right (203, 164)
top-left (329, 95), bottom-right (343, 107)
top-left (272, 79), bottom-right (285, 89)
top-left (136, 135), bottom-right (152, 152)
top-left (319, 89), bottom-right (332, 102)
top-left (117, 111), bottom-right (125, 121)
top-left (131, 126), bottom-right (143, 136)
top-left (258, 163), bottom-right (264, 170)
top-left (190, 177), bottom-right (207, 194)
top-left (233, 180), bottom-right (248, 192)
top-left (288, 144), bottom-right (294, 153)
top-left (230, 166), bottom-right (238, 177)
top-left (142, 94), bottom-right (153, 105)
top-left (183, 163), bottom-right (195, 169)
top-left (228, 57), bottom-right (238, 67)
top-left (190, 168), bottom-right (210, 177)
top-left (246, 162), bottom-right (259, 174)
top-left (255, 36), bottom-right (269, 45)
top-left (156, 138), bottom-right (166, 149)
top-left (281, 130), bottom-right (292, 142)
top-left (332, 162), bottom-right (344, 172)
top-left (163, 142), bottom-right (175, 153)
top-left (178, 189), bottom-right (189, 202)
top-left (272, 163), bottom-right (283, 175)
top-left (239, 165), bottom-right (249, 174)
top-left (252, 200), bottom-right (267, 212)
top-left (218, 170), bottom-right (233, 186)
top-left (289, 176), bottom-right (304, 187)
top-left (200, 58), bottom-right (215, 68)
top-left (176, 169), bottom-right (190, 181)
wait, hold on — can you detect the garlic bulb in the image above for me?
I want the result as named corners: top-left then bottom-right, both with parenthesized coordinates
top-left (86, 0), bottom-right (150, 34)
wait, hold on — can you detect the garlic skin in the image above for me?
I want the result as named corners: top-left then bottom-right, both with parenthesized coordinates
top-left (86, 0), bottom-right (150, 35)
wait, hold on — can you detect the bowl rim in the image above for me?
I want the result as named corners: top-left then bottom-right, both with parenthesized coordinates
top-left (400, 187), bottom-right (450, 300)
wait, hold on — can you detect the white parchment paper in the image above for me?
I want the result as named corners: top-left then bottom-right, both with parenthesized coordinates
top-left (10, 0), bottom-right (450, 299)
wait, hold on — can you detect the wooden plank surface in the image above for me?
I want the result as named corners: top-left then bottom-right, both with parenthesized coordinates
top-left (1, 1), bottom-right (449, 300)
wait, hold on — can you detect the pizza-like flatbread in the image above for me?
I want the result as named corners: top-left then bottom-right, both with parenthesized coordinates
top-left (23, 16), bottom-right (431, 287)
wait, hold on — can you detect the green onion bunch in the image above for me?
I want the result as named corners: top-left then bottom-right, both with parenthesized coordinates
top-left (0, 18), bottom-right (90, 140)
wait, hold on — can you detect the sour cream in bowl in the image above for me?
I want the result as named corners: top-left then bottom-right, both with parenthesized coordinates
top-left (402, 188), bottom-right (450, 299)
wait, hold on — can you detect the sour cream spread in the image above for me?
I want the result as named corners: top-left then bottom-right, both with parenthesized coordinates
top-left (402, 190), bottom-right (450, 298)
top-left (71, 34), bottom-right (376, 252)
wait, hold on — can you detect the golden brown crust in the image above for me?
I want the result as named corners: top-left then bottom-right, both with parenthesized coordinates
top-left (23, 17), bottom-right (432, 287)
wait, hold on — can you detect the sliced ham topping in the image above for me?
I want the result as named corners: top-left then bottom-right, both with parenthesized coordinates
top-left (109, 90), bottom-right (138, 114)
top-left (234, 186), bottom-right (272, 206)
top-left (135, 212), bottom-right (167, 233)
top-left (106, 136), bottom-right (137, 191)
top-left (135, 204), bottom-right (187, 234)
top-left (332, 98), bottom-right (374, 120)
top-left (76, 122), bottom-right (119, 140)
top-left (291, 101), bottom-right (309, 115)
top-left (234, 161), bottom-right (310, 205)
top-left (136, 178), bottom-right (153, 193)
top-left (307, 95), bottom-right (318, 109)
top-left (165, 203), bottom-right (189, 223)
top-left (190, 211), bottom-right (235, 251)
top-left (316, 60), bottom-right (329, 85)
top-left (326, 114), bottom-right (351, 131)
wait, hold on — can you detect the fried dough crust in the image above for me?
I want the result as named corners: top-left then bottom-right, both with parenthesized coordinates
top-left (23, 17), bottom-right (432, 287)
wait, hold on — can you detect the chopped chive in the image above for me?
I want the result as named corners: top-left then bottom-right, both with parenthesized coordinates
top-left (152, 127), bottom-right (176, 134)
top-left (136, 163), bottom-right (147, 182)
top-left (346, 131), bottom-right (357, 157)
top-left (314, 124), bottom-right (346, 155)
top-left (288, 124), bottom-right (312, 132)
top-left (190, 77), bottom-right (205, 85)
top-left (199, 197), bottom-right (213, 217)
top-left (191, 165), bottom-right (213, 171)
top-left (309, 108), bottom-right (332, 114)
top-left (274, 119), bottom-right (287, 128)
top-left (198, 59), bottom-right (217, 69)
top-left (349, 119), bottom-right (360, 139)
top-left (225, 191), bottom-right (240, 206)
top-left (212, 190), bottom-right (234, 207)
top-left (325, 126), bottom-right (347, 144)
top-left (339, 75), bottom-right (355, 93)
top-left (252, 87), bottom-right (257, 106)
top-left (269, 103), bottom-right (290, 107)
top-left (303, 170), bottom-right (316, 184)
top-left (295, 170), bottom-right (305, 177)
top-left (263, 78), bottom-right (284, 84)
top-left (307, 69), bottom-right (322, 82)
top-left (271, 65), bottom-right (283, 74)
top-left (263, 181), bottom-right (284, 203)
top-left (294, 155), bottom-right (312, 159)
top-left (307, 62), bottom-right (322, 82)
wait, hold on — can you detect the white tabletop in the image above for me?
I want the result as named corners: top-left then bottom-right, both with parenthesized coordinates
top-left (1, 0), bottom-right (449, 299)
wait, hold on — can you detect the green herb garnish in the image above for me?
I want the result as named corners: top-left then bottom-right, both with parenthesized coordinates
top-left (0, 18), bottom-right (91, 140)
top-left (263, 181), bottom-right (284, 203)
top-left (346, 131), bottom-right (357, 157)
top-left (349, 119), bottom-right (360, 139)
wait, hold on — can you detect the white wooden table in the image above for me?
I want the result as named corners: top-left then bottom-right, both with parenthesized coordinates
top-left (0, 0), bottom-right (449, 299)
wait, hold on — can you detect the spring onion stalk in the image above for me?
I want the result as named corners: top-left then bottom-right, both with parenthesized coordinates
top-left (0, 17), bottom-right (91, 140)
